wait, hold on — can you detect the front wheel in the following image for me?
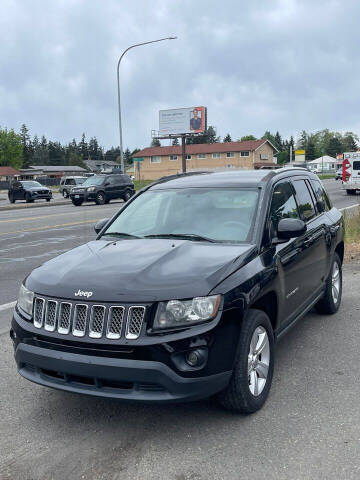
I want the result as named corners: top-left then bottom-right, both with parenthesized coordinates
top-left (25, 193), bottom-right (33, 203)
top-left (217, 309), bottom-right (274, 413)
top-left (95, 192), bottom-right (106, 205)
top-left (123, 190), bottom-right (132, 202)
top-left (315, 252), bottom-right (342, 314)
top-left (62, 190), bottom-right (69, 198)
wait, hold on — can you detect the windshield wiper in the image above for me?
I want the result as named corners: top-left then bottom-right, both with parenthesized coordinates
top-left (102, 232), bottom-right (141, 239)
top-left (145, 233), bottom-right (216, 243)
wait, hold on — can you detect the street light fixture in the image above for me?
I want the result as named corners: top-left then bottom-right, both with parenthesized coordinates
top-left (117, 36), bottom-right (177, 173)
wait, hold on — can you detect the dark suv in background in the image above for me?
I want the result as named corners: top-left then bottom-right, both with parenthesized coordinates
top-left (69, 173), bottom-right (135, 206)
top-left (8, 180), bottom-right (52, 203)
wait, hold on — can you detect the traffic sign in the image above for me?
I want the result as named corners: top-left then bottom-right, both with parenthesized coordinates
top-left (133, 157), bottom-right (144, 162)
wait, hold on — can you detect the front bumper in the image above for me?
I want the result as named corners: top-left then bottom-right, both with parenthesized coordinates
top-left (11, 308), bottom-right (240, 403)
top-left (30, 192), bottom-right (52, 199)
top-left (14, 342), bottom-right (231, 402)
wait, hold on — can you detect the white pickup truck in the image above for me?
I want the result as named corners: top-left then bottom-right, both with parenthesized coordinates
top-left (342, 152), bottom-right (360, 195)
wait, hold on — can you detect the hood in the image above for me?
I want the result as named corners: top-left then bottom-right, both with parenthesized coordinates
top-left (28, 186), bottom-right (50, 191)
top-left (26, 239), bottom-right (256, 303)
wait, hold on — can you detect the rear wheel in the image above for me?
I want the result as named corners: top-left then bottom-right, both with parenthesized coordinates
top-left (315, 252), bottom-right (342, 314)
top-left (46, 198), bottom-right (51, 202)
top-left (217, 309), bottom-right (274, 413)
top-left (95, 192), bottom-right (106, 205)
top-left (72, 199), bottom-right (83, 206)
top-left (123, 190), bottom-right (132, 202)
top-left (9, 194), bottom-right (15, 204)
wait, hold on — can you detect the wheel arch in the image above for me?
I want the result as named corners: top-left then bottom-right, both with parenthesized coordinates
top-left (335, 241), bottom-right (344, 264)
top-left (249, 291), bottom-right (278, 331)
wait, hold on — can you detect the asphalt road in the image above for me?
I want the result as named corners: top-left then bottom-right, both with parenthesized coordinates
top-left (0, 179), bottom-right (360, 479)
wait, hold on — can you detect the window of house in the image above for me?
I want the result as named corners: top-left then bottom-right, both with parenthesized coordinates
top-left (169, 155), bottom-right (178, 161)
top-left (260, 154), bottom-right (269, 160)
top-left (226, 164), bottom-right (235, 168)
top-left (212, 153), bottom-right (221, 159)
top-left (197, 153), bottom-right (206, 159)
top-left (292, 179), bottom-right (316, 221)
top-left (150, 156), bottom-right (161, 164)
top-left (186, 155), bottom-right (192, 160)
top-left (241, 151), bottom-right (250, 157)
top-left (226, 152), bottom-right (235, 158)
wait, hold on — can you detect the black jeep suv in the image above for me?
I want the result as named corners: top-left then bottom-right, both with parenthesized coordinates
top-left (69, 173), bottom-right (135, 206)
top-left (11, 168), bottom-right (344, 413)
top-left (8, 180), bottom-right (52, 203)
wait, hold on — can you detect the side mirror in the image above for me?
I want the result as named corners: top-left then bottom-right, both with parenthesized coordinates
top-left (275, 218), bottom-right (307, 242)
top-left (94, 218), bottom-right (109, 234)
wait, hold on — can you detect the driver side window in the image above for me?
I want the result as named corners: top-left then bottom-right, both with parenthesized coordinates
top-left (269, 182), bottom-right (300, 232)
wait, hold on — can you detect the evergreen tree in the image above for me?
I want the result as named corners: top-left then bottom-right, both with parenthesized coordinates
top-left (39, 135), bottom-right (49, 164)
top-left (297, 130), bottom-right (308, 149)
top-left (306, 140), bottom-right (316, 161)
top-left (262, 131), bottom-right (276, 146)
top-left (79, 133), bottom-right (88, 160)
top-left (32, 134), bottom-right (41, 164)
top-left (20, 124), bottom-right (32, 167)
top-left (151, 138), bottom-right (161, 147)
top-left (342, 132), bottom-right (358, 152)
top-left (223, 133), bottom-right (232, 142)
top-left (172, 137), bottom-right (179, 146)
top-left (124, 148), bottom-right (131, 165)
top-left (326, 136), bottom-right (343, 157)
top-left (274, 131), bottom-right (282, 151)
top-left (88, 136), bottom-right (101, 159)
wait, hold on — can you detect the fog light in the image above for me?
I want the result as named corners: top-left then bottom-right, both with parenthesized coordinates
top-left (186, 350), bottom-right (201, 367)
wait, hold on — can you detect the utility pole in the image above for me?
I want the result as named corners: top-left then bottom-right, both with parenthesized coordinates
top-left (117, 36), bottom-right (177, 173)
top-left (181, 135), bottom-right (186, 173)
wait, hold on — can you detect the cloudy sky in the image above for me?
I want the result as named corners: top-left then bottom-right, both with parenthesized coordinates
top-left (1, 0), bottom-right (360, 151)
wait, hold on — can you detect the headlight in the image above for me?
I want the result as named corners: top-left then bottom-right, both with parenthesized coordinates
top-left (17, 284), bottom-right (34, 316)
top-left (153, 295), bottom-right (221, 330)
top-left (87, 186), bottom-right (95, 192)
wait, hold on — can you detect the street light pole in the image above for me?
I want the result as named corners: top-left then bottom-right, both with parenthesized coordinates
top-left (117, 36), bottom-right (177, 173)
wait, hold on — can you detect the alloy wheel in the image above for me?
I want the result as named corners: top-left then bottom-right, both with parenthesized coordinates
top-left (248, 326), bottom-right (270, 396)
top-left (331, 261), bottom-right (340, 304)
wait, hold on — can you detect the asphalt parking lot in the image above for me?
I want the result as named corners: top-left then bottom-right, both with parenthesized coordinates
top-left (0, 179), bottom-right (360, 479)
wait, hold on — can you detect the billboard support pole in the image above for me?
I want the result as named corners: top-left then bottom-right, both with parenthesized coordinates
top-left (181, 135), bottom-right (186, 173)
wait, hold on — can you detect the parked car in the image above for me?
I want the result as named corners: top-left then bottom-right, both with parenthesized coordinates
top-left (59, 176), bottom-right (86, 198)
top-left (11, 168), bottom-right (343, 413)
top-left (335, 168), bottom-right (342, 180)
top-left (8, 180), bottom-right (52, 204)
top-left (69, 173), bottom-right (135, 206)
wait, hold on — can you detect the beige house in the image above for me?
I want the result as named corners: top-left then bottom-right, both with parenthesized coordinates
top-left (133, 139), bottom-right (278, 180)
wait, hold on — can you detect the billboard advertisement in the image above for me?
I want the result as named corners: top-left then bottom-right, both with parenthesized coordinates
top-left (159, 106), bottom-right (207, 135)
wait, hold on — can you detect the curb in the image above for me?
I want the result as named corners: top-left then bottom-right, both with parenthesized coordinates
top-left (0, 200), bottom-right (70, 212)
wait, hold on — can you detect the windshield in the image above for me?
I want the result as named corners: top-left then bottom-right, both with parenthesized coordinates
top-left (102, 188), bottom-right (259, 243)
top-left (75, 178), bottom-right (86, 184)
top-left (82, 176), bottom-right (105, 187)
top-left (21, 181), bottom-right (42, 188)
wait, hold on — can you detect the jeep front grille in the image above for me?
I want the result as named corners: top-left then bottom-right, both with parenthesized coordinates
top-left (32, 297), bottom-right (146, 341)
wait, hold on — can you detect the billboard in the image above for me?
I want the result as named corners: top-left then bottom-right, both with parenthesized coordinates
top-left (159, 106), bottom-right (207, 135)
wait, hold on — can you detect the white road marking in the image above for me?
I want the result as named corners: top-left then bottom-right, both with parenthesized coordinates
top-left (0, 301), bottom-right (16, 312)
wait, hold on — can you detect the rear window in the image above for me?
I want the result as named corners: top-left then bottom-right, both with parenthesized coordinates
top-left (292, 179), bottom-right (316, 221)
top-left (353, 161), bottom-right (360, 170)
top-left (310, 179), bottom-right (332, 211)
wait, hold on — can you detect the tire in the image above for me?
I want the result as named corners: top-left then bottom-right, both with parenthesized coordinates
top-left (72, 200), bottom-right (83, 206)
top-left (25, 193), bottom-right (33, 203)
top-left (123, 190), bottom-right (132, 202)
top-left (46, 198), bottom-right (51, 202)
top-left (217, 309), bottom-right (275, 414)
top-left (95, 192), bottom-right (106, 205)
top-left (62, 190), bottom-right (69, 198)
top-left (315, 252), bottom-right (342, 314)
top-left (105, 199), bottom-right (110, 204)
top-left (9, 195), bottom-right (15, 204)
top-left (346, 190), bottom-right (356, 195)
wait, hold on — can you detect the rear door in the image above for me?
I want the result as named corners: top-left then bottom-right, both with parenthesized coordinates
top-left (291, 177), bottom-right (328, 301)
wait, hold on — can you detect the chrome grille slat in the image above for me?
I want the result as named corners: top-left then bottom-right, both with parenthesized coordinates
top-left (58, 302), bottom-right (72, 334)
top-left (33, 297), bottom-right (146, 340)
top-left (89, 305), bottom-right (106, 338)
top-left (126, 306), bottom-right (146, 340)
top-left (107, 306), bottom-right (125, 339)
top-left (44, 300), bottom-right (58, 332)
top-left (33, 298), bottom-right (45, 328)
top-left (72, 304), bottom-right (88, 337)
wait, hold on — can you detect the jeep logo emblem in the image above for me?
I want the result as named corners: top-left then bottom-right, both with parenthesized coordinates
top-left (74, 289), bottom-right (93, 298)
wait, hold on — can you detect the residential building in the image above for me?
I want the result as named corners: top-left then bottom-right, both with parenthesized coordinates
top-left (132, 140), bottom-right (278, 180)
top-left (85, 159), bottom-right (121, 173)
top-left (19, 165), bottom-right (87, 179)
top-left (0, 166), bottom-right (21, 181)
